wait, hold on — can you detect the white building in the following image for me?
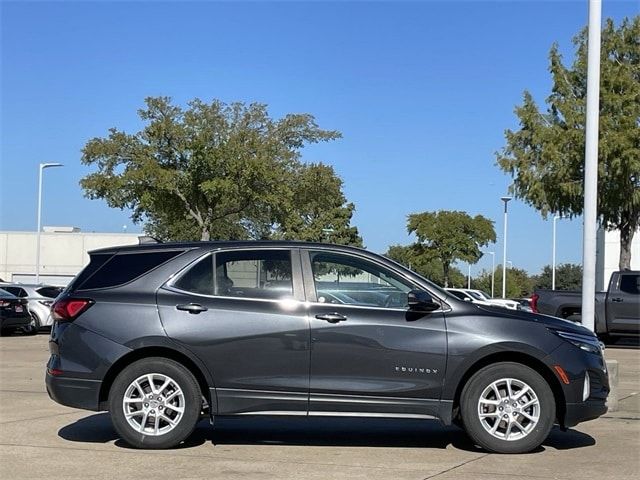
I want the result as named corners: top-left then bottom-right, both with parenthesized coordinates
top-left (0, 228), bottom-right (140, 285)
top-left (596, 227), bottom-right (640, 291)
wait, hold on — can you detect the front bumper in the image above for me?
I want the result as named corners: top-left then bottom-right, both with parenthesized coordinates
top-left (564, 399), bottom-right (608, 428)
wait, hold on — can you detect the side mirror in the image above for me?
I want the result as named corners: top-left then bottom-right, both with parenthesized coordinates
top-left (407, 290), bottom-right (441, 312)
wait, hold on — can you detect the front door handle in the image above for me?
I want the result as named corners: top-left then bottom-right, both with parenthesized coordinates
top-left (610, 298), bottom-right (624, 303)
top-left (176, 303), bottom-right (208, 314)
top-left (315, 313), bottom-right (347, 323)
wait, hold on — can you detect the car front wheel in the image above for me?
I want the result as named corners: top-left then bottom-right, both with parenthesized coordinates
top-left (460, 362), bottom-right (555, 454)
top-left (109, 357), bottom-right (201, 449)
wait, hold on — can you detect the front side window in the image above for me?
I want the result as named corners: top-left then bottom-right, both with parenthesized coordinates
top-left (309, 251), bottom-right (413, 308)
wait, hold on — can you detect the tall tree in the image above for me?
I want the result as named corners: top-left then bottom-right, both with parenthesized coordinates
top-left (275, 163), bottom-right (361, 245)
top-left (80, 97), bottom-right (360, 243)
top-left (473, 266), bottom-right (534, 298)
top-left (407, 211), bottom-right (496, 287)
top-left (532, 263), bottom-right (583, 291)
top-left (385, 244), bottom-right (465, 287)
top-left (497, 17), bottom-right (640, 269)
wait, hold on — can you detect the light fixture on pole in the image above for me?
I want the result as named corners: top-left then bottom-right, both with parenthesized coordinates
top-left (552, 215), bottom-right (564, 291)
top-left (500, 196), bottom-right (512, 298)
top-left (483, 251), bottom-right (496, 298)
top-left (35, 163), bottom-right (63, 283)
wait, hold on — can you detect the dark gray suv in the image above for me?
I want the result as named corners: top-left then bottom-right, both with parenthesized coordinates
top-left (46, 241), bottom-right (609, 453)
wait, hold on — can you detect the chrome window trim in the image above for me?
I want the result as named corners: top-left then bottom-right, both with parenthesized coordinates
top-left (164, 247), bottom-right (300, 302)
top-left (164, 246), bottom-right (450, 313)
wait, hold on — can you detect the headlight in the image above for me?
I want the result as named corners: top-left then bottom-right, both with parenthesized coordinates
top-left (553, 330), bottom-right (602, 355)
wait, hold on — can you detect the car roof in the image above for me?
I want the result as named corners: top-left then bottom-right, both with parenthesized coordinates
top-left (88, 240), bottom-right (373, 255)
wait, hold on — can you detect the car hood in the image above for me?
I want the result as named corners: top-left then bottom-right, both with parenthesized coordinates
top-left (476, 304), bottom-right (595, 336)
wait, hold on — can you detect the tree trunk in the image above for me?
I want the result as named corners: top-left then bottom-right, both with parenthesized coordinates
top-left (619, 223), bottom-right (635, 270)
top-left (201, 228), bottom-right (210, 241)
top-left (443, 262), bottom-right (449, 288)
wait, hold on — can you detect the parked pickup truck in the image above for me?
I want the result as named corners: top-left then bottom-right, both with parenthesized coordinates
top-left (531, 270), bottom-right (640, 341)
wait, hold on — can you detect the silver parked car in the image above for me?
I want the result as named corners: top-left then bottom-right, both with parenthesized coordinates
top-left (0, 284), bottom-right (63, 332)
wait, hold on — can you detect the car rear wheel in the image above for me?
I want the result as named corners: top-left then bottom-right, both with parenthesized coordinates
top-left (460, 362), bottom-right (555, 454)
top-left (22, 313), bottom-right (40, 335)
top-left (109, 357), bottom-right (201, 449)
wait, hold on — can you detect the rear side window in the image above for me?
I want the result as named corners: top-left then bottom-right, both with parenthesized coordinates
top-left (78, 250), bottom-right (183, 290)
top-left (619, 274), bottom-right (640, 295)
top-left (172, 250), bottom-right (293, 300)
top-left (3, 287), bottom-right (26, 297)
top-left (36, 287), bottom-right (64, 298)
top-left (173, 255), bottom-right (214, 295)
top-left (217, 250), bottom-right (293, 299)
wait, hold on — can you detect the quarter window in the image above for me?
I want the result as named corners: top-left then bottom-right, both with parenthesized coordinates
top-left (309, 251), bottom-right (413, 308)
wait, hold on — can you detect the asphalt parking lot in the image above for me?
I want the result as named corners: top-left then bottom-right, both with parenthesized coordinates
top-left (0, 334), bottom-right (638, 480)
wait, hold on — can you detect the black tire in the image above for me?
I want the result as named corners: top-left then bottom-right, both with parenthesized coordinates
top-left (109, 357), bottom-right (201, 449)
top-left (22, 313), bottom-right (40, 335)
top-left (460, 362), bottom-right (555, 454)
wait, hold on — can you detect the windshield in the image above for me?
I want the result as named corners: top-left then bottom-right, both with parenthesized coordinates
top-left (466, 290), bottom-right (485, 301)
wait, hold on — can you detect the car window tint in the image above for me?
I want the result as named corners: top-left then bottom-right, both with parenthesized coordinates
top-left (3, 287), bottom-right (26, 297)
top-left (36, 287), bottom-right (64, 298)
top-left (309, 251), bottom-right (412, 308)
top-left (448, 290), bottom-right (468, 300)
top-left (173, 255), bottom-right (215, 295)
top-left (80, 250), bottom-right (183, 290)
top-left (619, 274), bottom-right (640, 295)
top-left (215, 250), bottom-right (293, 300)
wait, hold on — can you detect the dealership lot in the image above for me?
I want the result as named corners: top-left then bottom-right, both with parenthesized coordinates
top-left (0, 334), bottom-right (638, 480)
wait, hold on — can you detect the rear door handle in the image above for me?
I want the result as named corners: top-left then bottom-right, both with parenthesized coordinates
top-left (176, 303), bottom-right (208, 314)
top-left (315, 313), bottom-right (347, 323)
top-left (610, 298), bottom-right (623, 303)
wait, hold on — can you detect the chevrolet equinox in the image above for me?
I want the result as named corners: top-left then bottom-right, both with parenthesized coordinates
top-left (46, 241), bottom-right (609, 453)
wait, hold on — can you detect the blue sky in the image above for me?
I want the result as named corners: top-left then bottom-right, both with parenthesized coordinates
top-left (1, 1), bottom-right (637, 275)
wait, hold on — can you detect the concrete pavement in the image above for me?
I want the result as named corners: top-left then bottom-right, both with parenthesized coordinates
top-left (1, 334), bottom-right (638, 480)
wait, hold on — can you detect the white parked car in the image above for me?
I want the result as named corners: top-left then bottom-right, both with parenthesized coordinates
top-left (463, 289), bottom-right (520, 310)
top-left (446, 288), bottom-right (494, 306)
top-left (0, 283), bottom-right (64, 331)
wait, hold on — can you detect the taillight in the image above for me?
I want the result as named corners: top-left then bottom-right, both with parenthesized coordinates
top-left (530, 293), bottom-right (539, 313)
top-left (0, 300), bottom-right (9, 308)
top-left (51, 298), bottom-right (94, 322)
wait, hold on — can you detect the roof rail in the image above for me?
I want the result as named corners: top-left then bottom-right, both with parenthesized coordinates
top-left (138, 236), bottom-right (162, 245)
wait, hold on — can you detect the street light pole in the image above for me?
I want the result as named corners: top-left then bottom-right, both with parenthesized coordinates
top-left (581, 0), bottom-right (602, 333)
top-left (552, 215), bottom-right (562, 291)
top-left (501, 196), bottom-right (512, 298)
top-left (484, 251), bottom-right (496, 298)
top-left (35, 163), bottom-right (63, 283)
top-left (467, 264), bottom-right (471, 289)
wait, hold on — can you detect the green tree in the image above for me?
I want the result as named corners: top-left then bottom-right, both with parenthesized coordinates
top-left (275, 163), bottom-right (361, 245)
top-left (406, 211), bottom-right (496, 288)
top-left (473, 266), bottom-right (533, 298)
top-left (385, 244), bottom-right (465, 287)
top-left (80, 97), bottom-right (360, 243)
top-left (497, 17), bottom-right (640, 269)
top-left (532, 263), bottom-right (583, 291)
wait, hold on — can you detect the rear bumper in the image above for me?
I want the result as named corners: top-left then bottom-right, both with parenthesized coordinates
top-left (1, 315), bottom-right (31, 329)
top-left (46, 372), bottom-right (102, 411)
top-left (564, 400), bottom-right (608, 428)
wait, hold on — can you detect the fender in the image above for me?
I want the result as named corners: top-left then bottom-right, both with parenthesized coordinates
top-left (441, 341), bottom-right (557, 402)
